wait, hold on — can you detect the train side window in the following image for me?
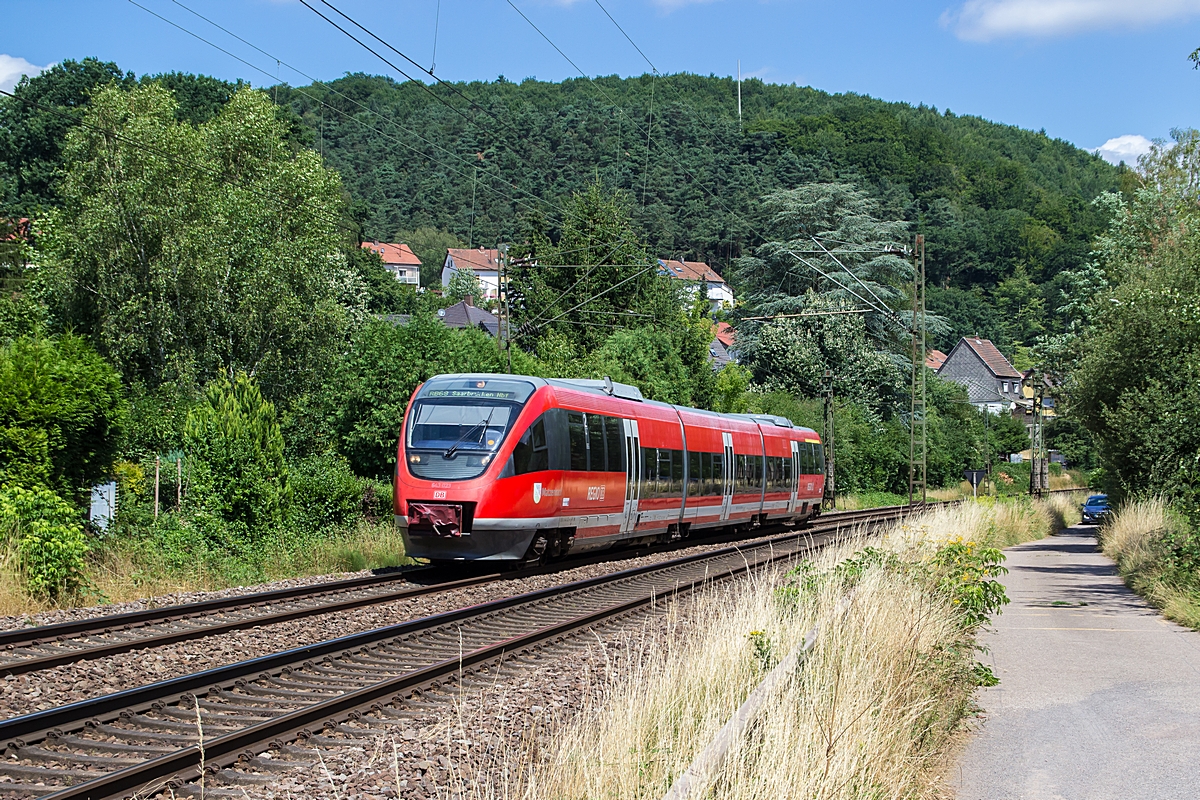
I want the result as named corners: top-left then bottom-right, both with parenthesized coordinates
top-left (700, 452), bottom-right (712, 495)
top-left (587, 414), bottom-right (605, 472)
top-left (604, 416), bottom-right (625, 472)
top-left (688, 451), bottom-right (702, 496)
top-left (751, 455), bottom-right (763, 492)
top-left (734, 453), bottom-right (747, 494)
top-left (712, 452), bottom-right (724, 495)
top-left (642, 447), bottom-right (657, 498)
top-left (801, 443), bottom-right (812, 474)
top-left (782, 455), bottom-right (793, 489)
top-left (657, 449), bottom-right (672, 497)
top-left (670, 449), bottom-right (684, 496)
top-left (567, 412), bottom-right (587, 471)
top-left (815, 443), bottom-right (825, 474)
top-left (512, 415), bottom-right (550, 475)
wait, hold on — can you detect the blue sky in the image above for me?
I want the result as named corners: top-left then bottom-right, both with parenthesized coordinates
top-left (4, 0), bottom-right (1199, 163)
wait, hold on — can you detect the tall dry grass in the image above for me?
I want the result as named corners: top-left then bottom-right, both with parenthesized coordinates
top-left (1099, 497), bottom-right (1200, 629)
top-left (443, 500), bottom-right (1047, 800)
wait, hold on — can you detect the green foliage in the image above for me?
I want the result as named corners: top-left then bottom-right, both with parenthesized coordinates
top-left (1070, 130), bottom-right (1200, 505)
top-left (0, 58), bottom-right (135, 214)
top-left (713, 363), bottom-right (750, 413)
top-left (349, 245), bottom-right (419, 314)
top-left (445, 267), bottom-right (484, 304)
top-left (0, 333), bottom-right (125, 495)
top-left (288, 452), bottom-right (362, 534)
top-left (0, 483), bottom-right (89, 599)
top-left (929, 539), bottom-right (1009, 627)
top-left (393, 226), bottom-right (464, 287)
top-left (304, 314), bottom-right (530, 477)
top-left (39, 82), bottom-right (361, 401)
top-left (183, 373), bottom-right (289, 541)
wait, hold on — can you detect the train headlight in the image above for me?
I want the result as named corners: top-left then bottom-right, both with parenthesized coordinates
top-left (409, 454), bottom-right (422, 464)
top-left (480, 456), bottom-right (491, 466)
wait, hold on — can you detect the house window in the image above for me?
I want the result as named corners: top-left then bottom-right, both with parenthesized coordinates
top-left (1001, 382), bottom-right (1008, 393)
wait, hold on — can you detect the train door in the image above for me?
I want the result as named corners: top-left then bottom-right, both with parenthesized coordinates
top-left (787, 439), bottom-right (800, 514)
top-left (720, 432), bottom-right (734, 521)
top-left (621, 419), bottom-right (641, 534)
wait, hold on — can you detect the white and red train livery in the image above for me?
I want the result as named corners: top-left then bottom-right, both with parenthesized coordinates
top-left (394, 374), bottom-right (825, 562)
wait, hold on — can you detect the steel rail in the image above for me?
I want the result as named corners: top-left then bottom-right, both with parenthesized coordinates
top-left (0, 506), bottom-right (900, 677)
top-left (0, 508), bottom-right (910, 799)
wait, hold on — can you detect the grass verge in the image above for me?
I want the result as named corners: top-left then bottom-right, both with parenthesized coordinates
top-left (454, 499), bottom-right (1053, 800)
top-left (0, 519), bottom-right (409, 617)
top-left (1099, 498), bottom-right (1200, 630)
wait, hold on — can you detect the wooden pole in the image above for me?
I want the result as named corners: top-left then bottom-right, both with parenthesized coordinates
top-left (154, 456), bottom-right (161, 520)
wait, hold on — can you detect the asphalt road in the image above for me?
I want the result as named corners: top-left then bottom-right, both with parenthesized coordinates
top-left (954, 524), bottom-right (1200, 800)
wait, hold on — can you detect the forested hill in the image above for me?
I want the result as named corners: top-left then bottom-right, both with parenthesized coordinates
top-left (275, 72), bottom-right (1121, 349)
top-left (0, 62), bottom-right (1123, 350)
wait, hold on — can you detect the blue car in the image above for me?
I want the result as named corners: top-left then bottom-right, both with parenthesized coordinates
top-left (1081, 494), bottom-right (1111, 524)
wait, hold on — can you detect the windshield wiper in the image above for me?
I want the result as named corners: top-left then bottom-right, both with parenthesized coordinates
top-left (443, 407), bottom-right (496, 459)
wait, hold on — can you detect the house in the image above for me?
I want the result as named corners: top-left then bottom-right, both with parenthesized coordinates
top-left (442, 247), bottom-right (500, 300)
top-left (438, 296), bottom-right (500, 337)
top-left (936, 336), bottom-right (1023, 414)
top-left (708, 321), bottom-right (737, 371)
top-left (925, 349), bottom-right (947, 370)
top-left (657, 259), bottom-right (734, 313)
top-left (362, 241), bottom-right (421, 285)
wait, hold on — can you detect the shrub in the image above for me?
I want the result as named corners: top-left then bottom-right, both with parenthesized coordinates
top-left (288, 452), bottom-right (361, 533)
top-left (183, 373), bottom-right (289, 541)
top-left (0, 483), bottom-right (89, 599)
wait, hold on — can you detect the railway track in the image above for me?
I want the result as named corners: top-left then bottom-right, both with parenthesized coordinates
top-left (0, 505), bottom-right (909, 800)
top-left (0, 506), bottom-right (894, 678)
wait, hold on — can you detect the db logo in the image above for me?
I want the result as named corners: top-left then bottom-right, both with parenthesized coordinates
top-left (587, 485), bottom-right (606, 500)
top-left (433, 490), bottom-right (447, 500)
top-left (533, 482), bottom-right (543, 504)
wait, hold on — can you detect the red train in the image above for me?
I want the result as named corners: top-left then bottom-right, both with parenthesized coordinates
top-left (394, 374), bottom-right (825, 563)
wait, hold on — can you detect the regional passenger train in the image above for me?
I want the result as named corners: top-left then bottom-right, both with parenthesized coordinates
top-left (394, 374), bottom-right (825, 563)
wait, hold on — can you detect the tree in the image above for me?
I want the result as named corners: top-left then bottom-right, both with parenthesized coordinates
top-left (393, 226), bottom-right (464, 287)
top-left (0, 333), bottom-right (125, 496)
top-left (0, 58), bottom-right (135, 214)
top-left (445, 267), bottom-right (484, 304)
top-left (184, 373), bottom-right (289, 539)
top-left (39, 83), bottom-right (364, 400)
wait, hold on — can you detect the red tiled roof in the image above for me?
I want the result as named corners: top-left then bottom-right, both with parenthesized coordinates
top-left (714, 321), bottom-right (736, 347)
top-left (447, 247), bottom-right (499, 272)
top-left (926, 349), bottom-right (947, 370)
top-left (3, 218), bottom-right (31, 242)
top-left (658, 258), bottom-right (725, 284)
top-left (962, 337), bottom-right (1022, 379)
top-left (362, 241), bottom-right (421, 266)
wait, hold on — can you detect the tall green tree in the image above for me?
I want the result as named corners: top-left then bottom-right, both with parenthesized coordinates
top-left (39, 83), bottom-right (364, 399)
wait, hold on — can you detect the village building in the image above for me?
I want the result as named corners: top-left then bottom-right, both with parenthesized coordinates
top-left (361, 240), bottom-right (421, 285)
top-left (657, 258), bottom-right (734, 313)
top-left (441, 247), bottom-right (500, 300)
top-left (935, 336), bottom-right (1024, 414)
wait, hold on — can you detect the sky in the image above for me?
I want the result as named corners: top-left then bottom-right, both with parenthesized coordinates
top-left (3, 0), bottom-right (1199, 164)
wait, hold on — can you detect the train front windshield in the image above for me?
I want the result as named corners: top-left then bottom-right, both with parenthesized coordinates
top-left (405, 377), bottom-right (536, 480)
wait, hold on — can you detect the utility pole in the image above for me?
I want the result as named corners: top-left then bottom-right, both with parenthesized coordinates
top-left (908, 234), bottom-right (927, 507)
top-left (822, 369), bottom-right (835, 511)
top-left (1029, 380), bottom-right (1047, 496)
top-left (498, 243), bottom-right (512, 374)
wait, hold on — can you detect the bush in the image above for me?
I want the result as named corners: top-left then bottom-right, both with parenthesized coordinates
top-left (288, 452), bottom-right (361, 533)
top-left (0, 483), bottom-right (89, 599)
top-left (184, 373), bottom-right (289, 542)
top-left (0, 333), bottom-right (125, 496)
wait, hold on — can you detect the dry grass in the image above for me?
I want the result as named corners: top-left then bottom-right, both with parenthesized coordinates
top-left (446, 500), bottom-right (1051, 800)
top-left (1099, 498), bottom-right (1200, 629)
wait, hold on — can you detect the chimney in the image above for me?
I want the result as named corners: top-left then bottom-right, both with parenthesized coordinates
top-left (465, 295), bottom-right (474, 307)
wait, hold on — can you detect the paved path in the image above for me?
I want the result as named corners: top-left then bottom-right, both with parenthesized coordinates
top-left (954, 524), bottom-right (1200, 800)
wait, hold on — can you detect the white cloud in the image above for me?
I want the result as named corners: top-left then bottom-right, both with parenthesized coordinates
top-left (945, 0), bottom-right (1200, 41)
top-left (0, 54), bottom-right (51, 93)
top-left (1093, 134), bottom-right (1154, 165)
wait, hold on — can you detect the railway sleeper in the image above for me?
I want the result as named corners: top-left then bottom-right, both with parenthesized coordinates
top-left (124, 712), bottom-right (242, 734)
top-left (268, 668), bottom-right (369, 688)
top-left (194, 699), bottom-right (291, 717)
top-left (237, 678), bottom-right (347, 698)
top-left (13, 743), bottom-right (141, 768)
top-left (46, 734), bottom-right (176, 756)
top-left (306, 661), bottom-right (411, 681)
top-left (239, 755), bottom-right (317, 773)
top-left (88, 722), bottom-right (198, 745)
top-left (158, 707), bottom-right (274, 727)
top-left (0, 761), bottom-right (105, 784)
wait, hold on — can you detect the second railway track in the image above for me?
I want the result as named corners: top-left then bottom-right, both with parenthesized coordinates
top-left (0, 505), bottom-right (910, 800)
top-left (0, 506), bottom-right (897, 678)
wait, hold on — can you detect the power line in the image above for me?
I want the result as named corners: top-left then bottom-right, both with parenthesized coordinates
top-left (592, 0), bottom-right (658, 74)
top-left (741, 309), bottom-right (872, 321)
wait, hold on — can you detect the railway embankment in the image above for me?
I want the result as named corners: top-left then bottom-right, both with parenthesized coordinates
top-left (953, 522), bottom-right (1200, 800)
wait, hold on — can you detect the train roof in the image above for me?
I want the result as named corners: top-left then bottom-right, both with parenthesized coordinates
top-left (420, 374), bottom-right (816, 435)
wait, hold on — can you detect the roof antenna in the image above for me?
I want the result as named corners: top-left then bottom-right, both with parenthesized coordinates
top-left (603, 376), bottom-right (615, 395)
